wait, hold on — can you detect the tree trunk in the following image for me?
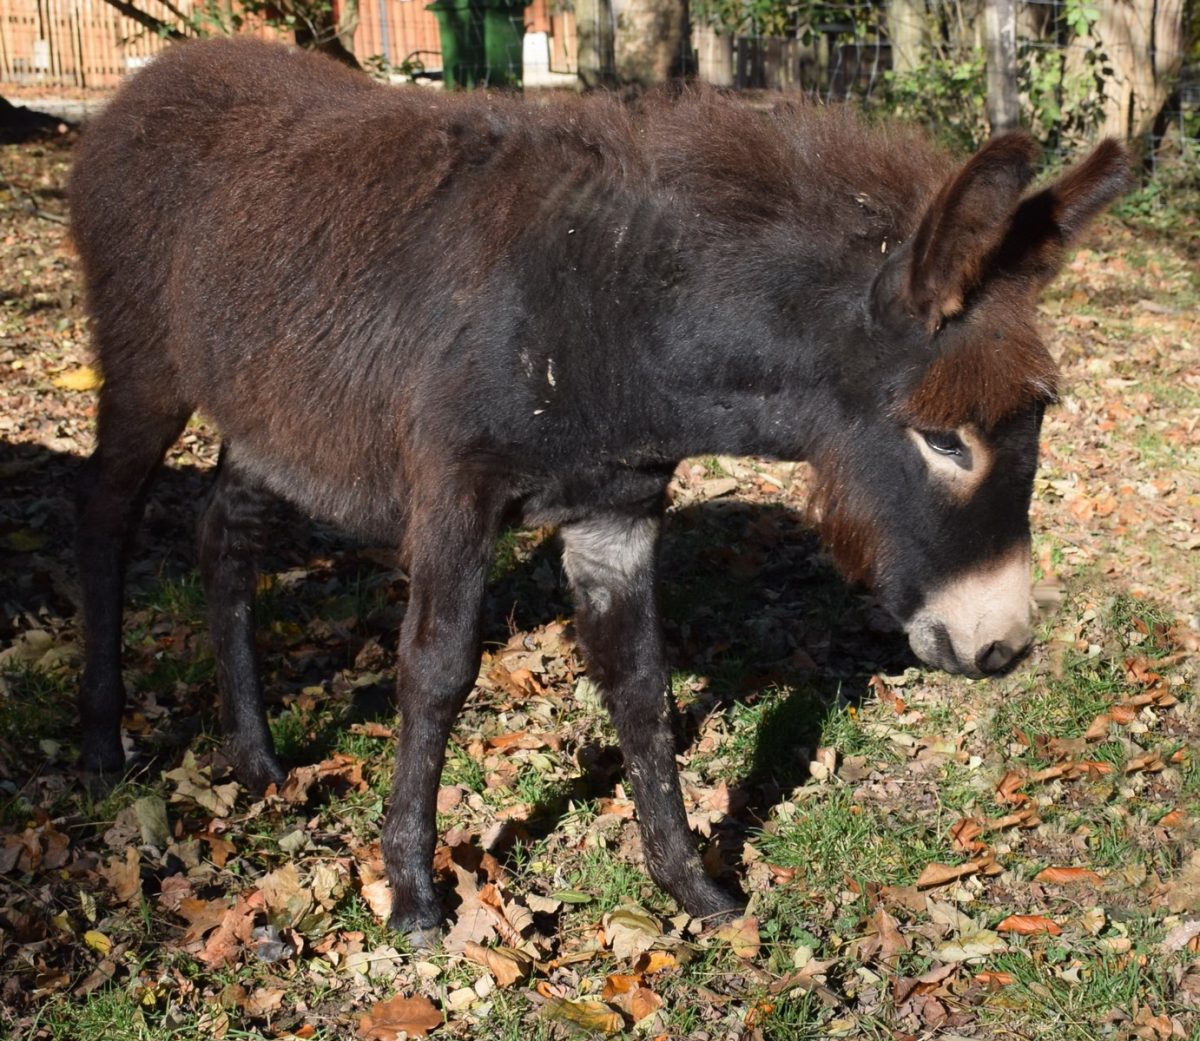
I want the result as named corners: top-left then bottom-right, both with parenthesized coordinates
top-left (1074, 0), bottom-right (1186, 140)
top-left (985, 0), bottom-right (1019, 132)
top-left (576, 0), bottom-right (618, 87)
top-left (612, 0), bottom-right (687, 85)
top-left (337, 0), bottom-right (360, 56)
top-left (294, 4), bottom-right (360, 70)
top-left (888, 0), bottom-right (925, 74)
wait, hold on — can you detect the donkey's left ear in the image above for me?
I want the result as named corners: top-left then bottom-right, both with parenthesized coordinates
top-left (995, 138), bottom-right (1135, 287)
top-left (906, 132), bottom-right (1040, 331)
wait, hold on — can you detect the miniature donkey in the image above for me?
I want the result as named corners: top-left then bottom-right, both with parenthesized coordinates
top-left (70, 38), bottom-right (1130, 934)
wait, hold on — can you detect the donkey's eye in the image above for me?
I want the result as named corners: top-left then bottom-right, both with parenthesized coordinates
top-left (922, 430), bottom-right (965, 456)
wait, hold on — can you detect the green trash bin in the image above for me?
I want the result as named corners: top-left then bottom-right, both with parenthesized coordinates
top-left (428, 0), bottom-right (529, 89)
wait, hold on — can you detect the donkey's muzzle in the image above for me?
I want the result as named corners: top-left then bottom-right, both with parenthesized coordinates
top-left (903, 543), bottom-right (1035, 678)
top-left (907, 618), bottom-right (1032, 677)
top-left (975, 636), bottom-right (1032, 676)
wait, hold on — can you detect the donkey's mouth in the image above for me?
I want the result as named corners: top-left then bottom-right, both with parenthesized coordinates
top-left (906, 618), bottom-right (1033, 678)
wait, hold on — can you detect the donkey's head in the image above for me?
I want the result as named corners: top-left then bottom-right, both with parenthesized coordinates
top-left (814, 133), bottom-right (1132, 677)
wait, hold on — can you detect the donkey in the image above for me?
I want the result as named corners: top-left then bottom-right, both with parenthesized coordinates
top-left (70, 37), bottom-right (1131, 934)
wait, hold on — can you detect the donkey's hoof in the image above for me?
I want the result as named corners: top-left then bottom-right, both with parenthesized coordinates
top-left (228, 748), bottom-right (287, 796)
top-left (79, 738), bottom-right (127, 776)
top-left (388, 899), bottom-right (444, 945)
top-left (77, 761), bottom-right (126, 798)
top-left (677, 877), bottom-right (745, 926)
top-left (405, 925), bottom-right (443, 951)
top-left (77, 740), bottom-right (129, 796)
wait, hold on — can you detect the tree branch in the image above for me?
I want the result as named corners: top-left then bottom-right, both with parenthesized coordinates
top-left (98, 0), bottom-right (188, 39)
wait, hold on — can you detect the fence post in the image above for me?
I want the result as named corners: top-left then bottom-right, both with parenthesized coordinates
top-left (888, 0), bottom-right (924, 75)
top-left (985, 0), bottom-right (1019, 133)
top-left (575, 0), bottom-right (615, 87)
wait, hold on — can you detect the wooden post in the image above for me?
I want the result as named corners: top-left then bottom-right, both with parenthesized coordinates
top-left (985, 0), bottom-right (1019, 133)
top-left (575, 0), bottom-right (615, 87)
top-left (888, 0), bottom-right (924, 75)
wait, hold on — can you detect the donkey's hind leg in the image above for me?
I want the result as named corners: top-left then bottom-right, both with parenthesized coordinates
top-left (77, 383), bottom-right (191, 779)
top-left (382, 479), bottom-right (504, 938)
top-left (196, 448), bottom-right (285, 793)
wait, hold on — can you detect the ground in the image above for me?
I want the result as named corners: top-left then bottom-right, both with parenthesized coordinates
top-left (0, 133), bottom-right (1198, 1041)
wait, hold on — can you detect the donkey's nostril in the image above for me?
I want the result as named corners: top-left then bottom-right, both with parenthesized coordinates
top-left (977, 640), bottom-right (1016, 674)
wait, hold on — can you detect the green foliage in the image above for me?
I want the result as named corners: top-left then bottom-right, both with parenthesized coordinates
top-left (362, 52), bottom-right (429, 82)
top-left (689, 0), bottom-right (1134, 154)
top-left (171, 0), bottom-right (344, 55)
top-left (1018, 0), bottom-right (1110, 147)
top-left (882, 53), bottom-right (988, 152)
top-left (690, 0), bottom-right (877, 48)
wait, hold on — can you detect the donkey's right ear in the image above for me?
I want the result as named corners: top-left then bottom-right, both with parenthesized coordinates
top-left (905, 132), bottom-right (1040, 332)
top-left (994, 138), bottom-right (1135, 288)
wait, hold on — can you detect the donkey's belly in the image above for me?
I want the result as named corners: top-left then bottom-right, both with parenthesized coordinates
top-left (224, 435), bottom-right (405, 544)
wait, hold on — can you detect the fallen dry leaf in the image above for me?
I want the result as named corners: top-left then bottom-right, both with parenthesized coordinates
top-left (858, 905), bottom-right (908, 968)
top-left (975, 970), bottom-right (1017, 987)
top-left (177, 896), bottom-right (233, 944)
top-left (1161, 919), bottom-right (1200, 953)
top-left (99, 846), bottom-right (141, 905)
top-left (52, 365), bottom-right (101, 391)
top-left (1124, 752), bottom-right (1165, 775)
top-left (915, 854), bottom-right (999, 889)
top-left (163, 753), bottom-right (239, 818)
top-left (985, 808), bottom-right (1042, 832)
top-left (604, 907), bottom-right (662, 961)
top-left (349, 722), bottom-right (393, 739)
top-left (995, 914), bottom-right (1062, 936)
top-left (995, 772), bottom-right (1029, 805)
top-left (442, 864), bottom-right (498, 952)
top-left (1085, 713), bottom-right (1112, 741)
top-left (462, 941), bottom-right (532, 988)
top-left (198, 892), bottom-right (264, 968)
top-left (246, 986), bottom-right (285, 1017)
top-left (357, 994), bottom-right (442, 1040)
top-left (1160, 809), bottom-right (1186, 829)
top-left (539, 996), bottom-right (622, 1035)
top-left (1110, 704), bottom-right (1138, 725)
top-left (601, 973), bottom-right (641, 999)
top-left (879, 884), bottom-right (929, 914)
top-left (360, 878), bottom-right (393, 922)
top-left (633, 950), bottom-right (679, 975)
top-left (949, 817), bottom-right (986, 852)
top-left (610, 983), bottom-right (664, 1023)
top-left (1034, 866), bottom-right (1104, 886)
top-left (716, 916), bottom-right (761, 960)
top-left (258, 862), bottom-right (314, 928)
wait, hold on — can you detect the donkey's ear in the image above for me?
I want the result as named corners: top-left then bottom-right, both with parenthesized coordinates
top-left (906, 132), bottom-right (1040, 331)
top-left (995, 138), bottom-right (1134, 287)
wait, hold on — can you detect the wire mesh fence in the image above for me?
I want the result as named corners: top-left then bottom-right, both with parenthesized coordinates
top-left (654, 0), bottom-right (1195, 163)
top-left (571, 0), bottom-right (1196, 167)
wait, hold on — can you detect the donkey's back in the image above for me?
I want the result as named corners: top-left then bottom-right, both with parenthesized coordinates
top-left (71, 40), bottom-right (654, 538)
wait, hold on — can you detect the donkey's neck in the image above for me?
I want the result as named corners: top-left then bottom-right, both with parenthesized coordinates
top-left (638, 242), bottom-right (874, 464)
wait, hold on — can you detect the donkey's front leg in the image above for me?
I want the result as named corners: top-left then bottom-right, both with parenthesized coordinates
top-left (562, 512), bottom-right (743, 922)
top-left (383, 490), bottom-right (500, 938)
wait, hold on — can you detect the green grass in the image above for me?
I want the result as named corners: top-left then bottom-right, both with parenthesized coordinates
top-left (761, 786), bottom-right (953, 891)
top-left (979, 945), bottom-right (1181, 1041)
top-left (0, 662), bottom-right (75, 761)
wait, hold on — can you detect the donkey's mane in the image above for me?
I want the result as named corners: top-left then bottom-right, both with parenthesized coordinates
top-left (640, 91), bottom-right (956, 246)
